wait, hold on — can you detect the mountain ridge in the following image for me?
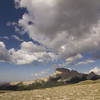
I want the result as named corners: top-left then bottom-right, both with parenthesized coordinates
top-left (0, 68), bottom-right (100, 90)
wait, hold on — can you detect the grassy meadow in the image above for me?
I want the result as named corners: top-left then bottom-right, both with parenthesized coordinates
top-left (0, 80), bottom-right (100, 100)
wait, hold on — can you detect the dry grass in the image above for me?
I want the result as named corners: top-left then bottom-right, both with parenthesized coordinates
top-left (0, 80), bottom-right (100, 100)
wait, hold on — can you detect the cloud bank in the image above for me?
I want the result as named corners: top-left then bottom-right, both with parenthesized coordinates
top-left (1, 0), bottom-right (100, 65)
top-left (9, 41), bottom-right (56, 64)
top-left (0, 41), bottom-right (56, 65)
top-left (14, 0), bottom-right (100, 59)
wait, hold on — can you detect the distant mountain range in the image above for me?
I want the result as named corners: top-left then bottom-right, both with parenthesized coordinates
top-left (0, 68), bottom-right (100, 90)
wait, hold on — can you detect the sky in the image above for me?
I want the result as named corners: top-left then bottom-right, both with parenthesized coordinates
top-left (1, 0), bottom-right (100, 83)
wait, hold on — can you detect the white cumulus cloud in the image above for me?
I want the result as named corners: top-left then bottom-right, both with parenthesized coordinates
top-left (76, 59), bottom-right (95, 65)
top-left (89, 67), bottom-right (100, 75)
top-left (9, 41), bottom-right (57, 64)
top-left (1, 0), bottom-right (100, 65)
top-left (0, 42), bottom-right (12, 62)
top-left (13, 0), bottom-right (100, 61)
top-left (66, 54), bottom-right (83, 65)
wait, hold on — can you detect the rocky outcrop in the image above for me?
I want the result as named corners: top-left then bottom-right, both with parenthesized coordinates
top-left (51, 68), bottom-right (84, 81)
top-left (87, 72), bottom-right (100, 80)
top-left (49, 68), bottom-right (100, 83)
top-left (87, 72), bottom-right (96, 80)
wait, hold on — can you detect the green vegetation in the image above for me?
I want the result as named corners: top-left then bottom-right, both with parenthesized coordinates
top-left (16, 81), bottom-right (64, 91)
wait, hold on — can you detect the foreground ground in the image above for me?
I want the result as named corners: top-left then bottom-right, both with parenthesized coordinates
top-left (0, 80), bottom-right (100, 100)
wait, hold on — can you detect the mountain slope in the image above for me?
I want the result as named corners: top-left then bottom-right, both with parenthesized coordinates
top-left (0, 68), bottom-right (100, 90)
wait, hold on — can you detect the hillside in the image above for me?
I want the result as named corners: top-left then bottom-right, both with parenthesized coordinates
top-left (0, 80), bottom-right (100, 100)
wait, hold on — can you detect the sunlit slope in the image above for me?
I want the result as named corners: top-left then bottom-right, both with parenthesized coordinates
top-left (0, 80), bottom-right (100, 100)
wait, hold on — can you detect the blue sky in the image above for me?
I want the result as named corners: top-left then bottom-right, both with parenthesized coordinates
top-left (0, 0), bottom-right (100, 82)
